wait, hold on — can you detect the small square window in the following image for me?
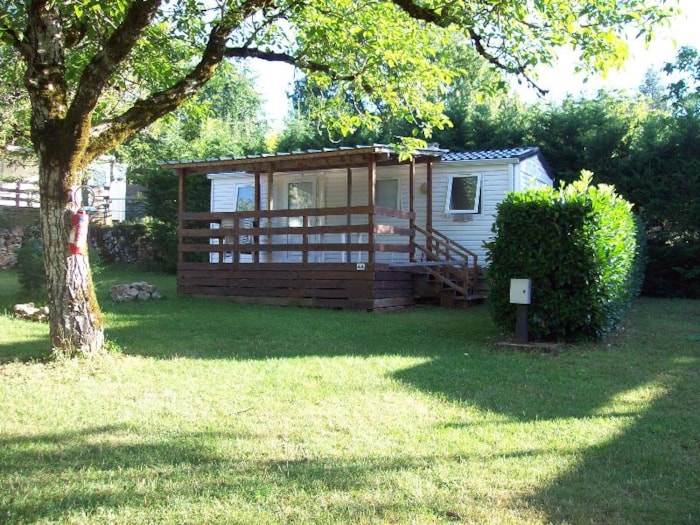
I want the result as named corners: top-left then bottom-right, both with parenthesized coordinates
top-left (376, 179), bottom-right (399, 209)
top-left (446, 174), bottom-right (481, 214)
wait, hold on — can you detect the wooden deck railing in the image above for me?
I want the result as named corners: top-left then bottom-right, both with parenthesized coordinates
top-left (413, 224), bottom-right (480, 298)
top-left (179, 206), bottom-right (416, 265)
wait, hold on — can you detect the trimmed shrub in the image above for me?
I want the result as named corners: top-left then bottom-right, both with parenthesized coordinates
top-left (485, 172), bottom-right (644, 341)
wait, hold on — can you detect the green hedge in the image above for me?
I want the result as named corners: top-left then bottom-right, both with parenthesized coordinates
top-left (485, 173), bottom-right (645, 341)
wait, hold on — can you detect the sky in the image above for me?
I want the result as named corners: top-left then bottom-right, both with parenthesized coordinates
top-left (250, 0), bottom-right (700, 130)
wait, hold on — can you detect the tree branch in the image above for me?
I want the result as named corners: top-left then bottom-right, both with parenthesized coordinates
top-left (390, 0), bottom-right (546, 95)
top-left (83, 23), bottom-right (231, 164)
top-left (225, 46), bottom-right (362, 83)
top-left (389, 0), bottom-right (449, 26)
top-left (81, 0), bottom-right (277, 164)
top-left (66, 0), bottom-right (162, 131)
top-left (466, 28), bottom-right (547, 96)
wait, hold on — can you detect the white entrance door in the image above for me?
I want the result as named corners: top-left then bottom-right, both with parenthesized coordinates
top-left (285, 179), bottom-right (316, 262)
top-left (222, 184), bottom-right (255, 263)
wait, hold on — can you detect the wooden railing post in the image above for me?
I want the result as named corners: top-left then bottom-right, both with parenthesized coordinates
top-left (346, 168), bottom-right (352, 263)
top-left (302, 214), bottom-right (309, 263)
top-left (367, 154), bottom-right (376, 266)
top-left (409, 157), bottom-right (416, 262)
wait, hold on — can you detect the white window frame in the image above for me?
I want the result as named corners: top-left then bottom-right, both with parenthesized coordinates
top-left (445, 173), bottom-right (482, 214)
top-left (375, 178), bottom-right (400, 209)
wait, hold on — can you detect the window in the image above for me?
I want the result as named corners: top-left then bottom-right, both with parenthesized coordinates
top-left (376, 179), bottom-right (399, 208)
top-left (288, 181), bottom-right (314, 210)
top-left (235, 185), bottom-right (254, 212)
top-left (446, 174), bottom-right (481, 214)
top-left (287, 181), bottom-right (314, 227)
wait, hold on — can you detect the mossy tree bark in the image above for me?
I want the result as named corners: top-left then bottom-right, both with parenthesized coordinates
top-left (39, 165), bottom-right (104, 355)
top-left (11, 0), bottom-right (234, 356)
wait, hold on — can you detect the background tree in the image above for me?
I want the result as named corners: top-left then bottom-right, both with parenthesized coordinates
top-left (639, 67), bottom-right (667, 111)
top-left (0, 0), bottom-right (674, 356)
top-left (117, 63), bottom-right (268, 273)
top-left (664, 46), bottom-right (700, 116)
top-left (0, 46), bottom-right (30, 150)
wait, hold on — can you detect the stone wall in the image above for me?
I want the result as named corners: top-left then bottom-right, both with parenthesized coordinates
top-left (89, 224), bottom-right (152, 265)
top-left (1, 218), bottom-right (156, 270)
top-left (0, 226), bottom-right (23, 268)
top-left (0, 206), bottom-right (40, 229)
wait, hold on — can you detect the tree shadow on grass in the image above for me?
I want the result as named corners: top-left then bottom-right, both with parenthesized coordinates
top-left (0, 336), bottom-right (49, 363)
top-left (521, 355), bottom-right (699, 524)
top-left (0, 423), bottom-right (520, 524)
top-left (392, 299), bottom-right (700, 523)
top-left (102, 297), bottom-right (499, 361)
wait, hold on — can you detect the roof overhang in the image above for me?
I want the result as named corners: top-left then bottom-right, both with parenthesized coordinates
top-left (161, 145), bottom-right (445, 176)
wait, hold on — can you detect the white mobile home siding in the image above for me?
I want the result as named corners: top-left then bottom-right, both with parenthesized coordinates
top-left (208, 151), bottom-right (552, 267)
top-left (518, 154), bottom-right (554, 190)
top-left (425, 161), bottom-right (510, 265)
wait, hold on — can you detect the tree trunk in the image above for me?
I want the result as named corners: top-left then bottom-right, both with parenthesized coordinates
top-left (40, 164), bottom-right (104, 357)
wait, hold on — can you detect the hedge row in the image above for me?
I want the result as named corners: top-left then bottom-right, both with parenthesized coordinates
top-left (485, 173), bottom-right (645, 342)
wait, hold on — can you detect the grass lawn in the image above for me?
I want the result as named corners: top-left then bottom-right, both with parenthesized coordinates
top-left (0, 266), bottom-right (698, 524)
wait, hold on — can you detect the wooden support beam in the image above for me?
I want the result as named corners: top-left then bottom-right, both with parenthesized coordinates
top-left (177, 168), bottom-right (186, 265)
top-left (254, 171), bottom-right (261, 262)
top-left (346, 167), bottom-right (352, 263)
top-left (267, 166), bottom-right (274, 262)
top-left (367, 154), bottom-right (376, 266)
top-left (409, 157), bottom-right (416, 263)
top-left (426, 160), bottom-right (433, 254)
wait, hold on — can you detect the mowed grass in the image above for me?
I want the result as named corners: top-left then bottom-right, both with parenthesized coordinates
top-left (0, 267), bottom-right (698, 524)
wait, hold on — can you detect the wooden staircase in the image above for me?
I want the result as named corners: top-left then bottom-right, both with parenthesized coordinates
top-left (411, 225), bottom-right (486, 307)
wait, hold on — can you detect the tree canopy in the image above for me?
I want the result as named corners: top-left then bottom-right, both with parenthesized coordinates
top-left (0, 0), bottom-right (675, 160)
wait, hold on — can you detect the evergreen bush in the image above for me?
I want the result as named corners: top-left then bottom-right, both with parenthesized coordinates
top-left (485, 172), bottom-right (644, 341)
top-left (144, 219), bottom-right (177, 274)
top-left (16, 236), bottom-right (45, 299)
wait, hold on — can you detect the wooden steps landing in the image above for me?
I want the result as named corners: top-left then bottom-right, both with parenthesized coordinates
top-left (412, 272), bottom-right (486, 308)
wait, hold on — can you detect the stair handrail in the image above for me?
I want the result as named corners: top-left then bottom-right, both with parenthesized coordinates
top-left (413, 224), bottom-right (479, 267)
top-left (412, 225), bottom-right (480, 297)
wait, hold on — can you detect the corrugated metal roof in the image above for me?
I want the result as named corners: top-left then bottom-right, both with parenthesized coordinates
top-left (160, 144), bottom-right (445, 169)
top-left (160, 145), bottom-right (544, 168)
top-left (441, 147), bottom-right (540, 162)
top-left (160, 145), bottom-right (550, 178)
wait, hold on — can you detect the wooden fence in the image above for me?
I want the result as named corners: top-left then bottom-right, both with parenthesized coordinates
top-left (0, 181), bottom-right (40, 208)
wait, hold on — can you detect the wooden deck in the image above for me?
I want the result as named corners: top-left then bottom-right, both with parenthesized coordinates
top-left (176, 207), bottom-right (483, 311)
top-left (178, 262), bottom-right (416, 311)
